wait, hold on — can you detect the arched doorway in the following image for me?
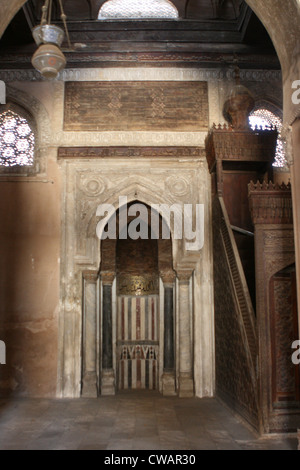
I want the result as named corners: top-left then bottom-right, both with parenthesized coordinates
top-left (99, 201), bottom-right (175, 395)
top-left (60, 150), bottom-right (213, 400)
top-left (116, 208), bottom-right (160, 391)
top-left (269, 264), bottom-right (299, 404)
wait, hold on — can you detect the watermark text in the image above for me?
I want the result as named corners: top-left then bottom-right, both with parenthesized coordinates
top-left (0, 340), bottom-right (6, 365)
top-left (292, 340), bottom-right (300, 365)
top-left (0, 80), bottom-right (6, 104)
top-left (292, 80), bottom-right (300, 105)
top-left (96, 196), bottom-right (204, 251)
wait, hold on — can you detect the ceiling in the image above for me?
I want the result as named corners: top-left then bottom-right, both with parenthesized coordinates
top-left (0, 0), bottom-right (279, 70)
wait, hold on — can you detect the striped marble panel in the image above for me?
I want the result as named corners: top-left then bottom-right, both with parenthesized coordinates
top-left (118, 345), bottom-right (159, 390)
top-left (117, 296), bottom-right (159, 390)
top-left (117, 296), bottom-right (158, 342)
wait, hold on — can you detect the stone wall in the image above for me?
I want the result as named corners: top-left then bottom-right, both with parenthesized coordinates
top-left (0, 82), bottom-right (60, 397)
top-left (0, 150), bottom-right (61, 397)
top-left (0, 67), bottom-right (282, 398)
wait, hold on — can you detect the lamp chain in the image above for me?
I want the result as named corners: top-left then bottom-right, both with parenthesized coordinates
top-left (48, 0), bottom-right (52, 24)
top-left (58, 0), bottom-right (72, 49)
top-left (40, 0), bottom-right (72, 49)
top-left (41, 0), bottom-right (50, 25)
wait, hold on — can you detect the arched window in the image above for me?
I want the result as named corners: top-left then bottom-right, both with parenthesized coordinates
top-left (98, 0), bottom-right (179, 20)
top-left (0, 109), bottom-right (35, 168)
top-left (249, 108), bottom-right (287, 168)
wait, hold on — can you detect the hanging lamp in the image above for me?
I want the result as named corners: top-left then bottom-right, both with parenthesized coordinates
top-left (31, 0), bottom-right (72, 79)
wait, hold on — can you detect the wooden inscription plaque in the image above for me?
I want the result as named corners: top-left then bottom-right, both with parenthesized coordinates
top-left (64, 81), bottom-right (209, 132)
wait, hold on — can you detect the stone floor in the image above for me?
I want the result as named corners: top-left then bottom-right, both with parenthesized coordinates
top-left (0, 392), bottom-right (298, 450)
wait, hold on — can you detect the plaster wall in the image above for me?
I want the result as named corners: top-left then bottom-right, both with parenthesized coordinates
top-left (0, 67), bottom-right (283, 397)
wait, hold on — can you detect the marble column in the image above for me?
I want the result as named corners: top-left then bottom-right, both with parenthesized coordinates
top-left (101, 271), bottom-right (115, 395)
top-left (82, 272), bottom-right (98, 397)
top-left (161, 271), bottom-right (176, 396)
top-left (177, 270), bottom-right (194, 397)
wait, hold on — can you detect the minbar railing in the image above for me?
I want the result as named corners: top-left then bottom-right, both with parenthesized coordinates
top-left (217, 196), bottom-right (258, 379)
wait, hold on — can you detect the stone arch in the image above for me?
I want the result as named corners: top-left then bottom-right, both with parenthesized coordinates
top-left (6, 85), bottom-right (51, 149)
top-left (0, 1), bottom-right (27, 38)
top-left (251, 99), bottom-right (283, 120)
top-left (245, 0), bottom-right (300, 126)
top-left (87, 180), bottom-right (184, 259)
top-left (62, 160), bottom-right (207, 398)
top-left (242, 1), bottom-right (300, 328)
top-left (0, 103), bottom-right (35, 170)
top-left (96, 199), bottom-right (180, 396)
top-left (99, 198), bottom-right (174, 273)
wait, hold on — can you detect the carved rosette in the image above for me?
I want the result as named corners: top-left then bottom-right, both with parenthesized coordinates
top-left (79, 174), bottom-right (106, 197)
top-left (165, 176), bottom-right (190, 198)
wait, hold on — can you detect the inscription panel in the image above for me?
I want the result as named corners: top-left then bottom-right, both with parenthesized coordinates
top-left (117, 274), bottom-right (159, 296)
top-left (64, 81), bottom-right (209, 132)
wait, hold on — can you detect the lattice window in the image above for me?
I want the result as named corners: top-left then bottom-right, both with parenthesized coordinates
top-left (98, 0), bottom-right (179, 19)
top-left (249, 108), bottom-right (287, 168)
top-left (0, 110), bottom-right (35, 168)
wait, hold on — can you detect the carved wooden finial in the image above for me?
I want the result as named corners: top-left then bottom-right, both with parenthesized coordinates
top-left (223, 84), bottom-right (255, 131)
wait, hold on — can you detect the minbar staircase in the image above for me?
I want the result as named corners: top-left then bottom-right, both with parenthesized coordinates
top-left (219, 198), bottom-right (257, 370)
top-left (213, 196), bottom-right (259, 430)
top-left (206, 119), bottom-right (278, 432)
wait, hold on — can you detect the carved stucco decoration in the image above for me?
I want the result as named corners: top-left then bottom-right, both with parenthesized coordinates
top-left (165, 175), bottom-right (191, 198)
top-left (264, 243), bottom-right (295, 283)
top-left (59, 153), bottom-right (214, 398)
top-left (75, 170), bottom-right (198, 245)
top-left (249, 183), bottom-right (297, 432)
top-left (0, 68), bottom-right (282, 83)
top-left (62, 275), bottom-right (82, 313)
top-left (79, 173), bottom-right (107, 197)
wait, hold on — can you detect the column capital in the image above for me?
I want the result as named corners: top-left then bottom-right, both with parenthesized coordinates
top-left (83, 270), bottom-right (98, 282)
top-left (101, 271), bottom-right (115, 285)
top-left (160, 270), bottom-right (176, 286)
top-left (176, 269), bottom-right (193, 284)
